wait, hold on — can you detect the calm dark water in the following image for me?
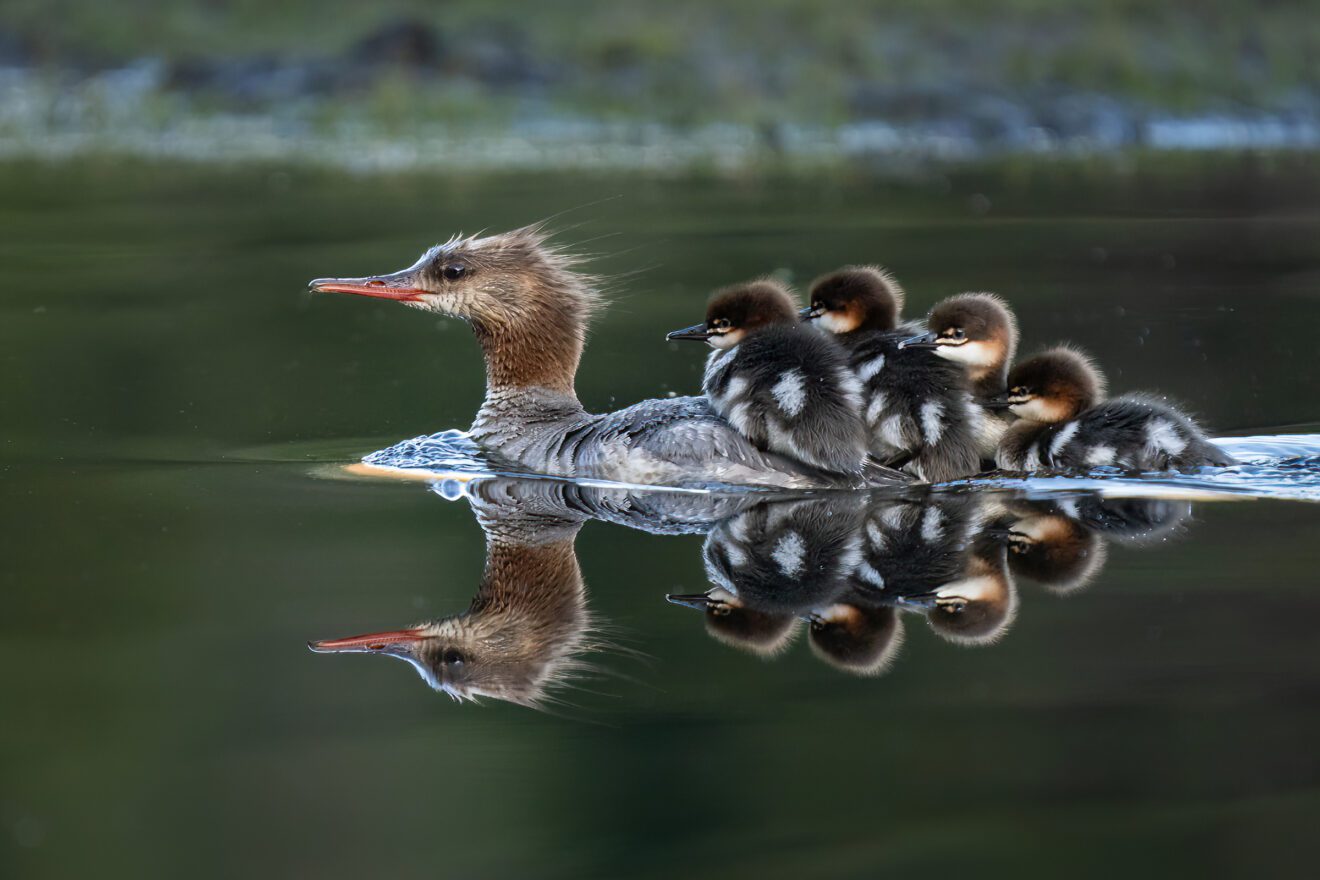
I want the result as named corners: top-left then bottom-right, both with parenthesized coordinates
top-left (3, 156), bottom-right (1320, 878)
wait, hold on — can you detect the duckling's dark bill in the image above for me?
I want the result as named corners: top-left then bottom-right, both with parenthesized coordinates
top-left (309, 275), bottom-right (427, 302)
top-left (666, 323), bottom-right (714, 342)
top-left (666, 593), bottom-right (715, 610)
top-left (898, 332), bottom-right (938, 350)
top-left (308, 626), bottom-right (428, 654)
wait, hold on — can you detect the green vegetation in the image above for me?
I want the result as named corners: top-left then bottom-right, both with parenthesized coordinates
top-left (4, 0), bottom-right (1318, 124)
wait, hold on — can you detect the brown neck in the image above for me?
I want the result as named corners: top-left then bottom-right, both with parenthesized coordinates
top-left (471, 535), bottom-right (585, 623)
top-left (471, 272), bottom-right (594, 421)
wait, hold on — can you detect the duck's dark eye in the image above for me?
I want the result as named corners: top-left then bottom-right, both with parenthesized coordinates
top-left (950, 328), bottom-right (966, 340)
top-left (713, 318), bottom-right (732, 331)
top-left (442, 264), bottom-right (467, 281)
top-left (710, 604), bottom-right (732, 617)
top-left (812, 301), bottom-right (823, 311)
top-left (441, 648), bottom-right (466, 667)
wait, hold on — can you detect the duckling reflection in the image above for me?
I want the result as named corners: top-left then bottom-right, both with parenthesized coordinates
top-left (316, 470), bottom-right (1203, 702)
top-left (667, 489), bottom-right (1191, 674)
top-left (311, 480), bottom-right (598, 707)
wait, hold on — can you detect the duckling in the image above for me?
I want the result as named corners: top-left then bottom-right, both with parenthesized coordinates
top-left (920, 534), bottom-right (1018, 646)
top-left (991, 346), bottom-right (1236, 472)
top-left (805, 595), bottom-right (905, 677)
top-left (986, 498), bottom-right (1107, 595)
top-left (668, 279), bottom-right (867, 477)
top-left (899, 292), bottom-right (1020, 458)
top-left (666, 589), bottom-right (800, 658)
top-left (804, 267), bottom-right (983, 482)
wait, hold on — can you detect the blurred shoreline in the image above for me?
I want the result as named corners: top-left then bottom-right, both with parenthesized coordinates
top-left (3, 9), bottom-right (1319, 173)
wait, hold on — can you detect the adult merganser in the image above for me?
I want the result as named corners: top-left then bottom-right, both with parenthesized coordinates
top-left (990, 346), bottom-right (1236, 472)
top-left (667, 279), bottom-right (868, 477)
top-left (803, 267), bottom-right (983, 482)
top-left (310, 226), bottom-right (888, 489)
top-left (899, 292), bottom-right (1020, 458)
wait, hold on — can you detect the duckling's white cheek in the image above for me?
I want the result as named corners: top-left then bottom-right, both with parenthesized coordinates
top-left (936, 341), bottom-right (992, 366)
top-left (818, 312), bottom-right (859, 334)
top-left (813, 603), bottom-right (862, 625)
top-left (936, 575), bottom-right (1000, 603)
top-left (1011, 399), bottom-right (1057, 422)
top-left (708, 330), bottom-right (743, 350)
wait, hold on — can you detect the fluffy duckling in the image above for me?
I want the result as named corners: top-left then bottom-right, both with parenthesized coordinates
top-left (991, 347), bottom-right (1235, 472)
top-left (987, 498), bottom-right (1107, 595)
top-left (666, 589), bottom-right (800, 657)
top-left (805, 596), bottom-right (905, 677)
top-left (668, 280), bottom-right (867, 477)
top-left (900, 292), bottom-right (1020, 458)
top-left (804, 267), bottom-right (983, 482)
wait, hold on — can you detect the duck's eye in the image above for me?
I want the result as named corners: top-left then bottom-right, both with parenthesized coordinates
top-left (712, 318), bottom-right (732, 331)
top-left (442, 264), bottom-right (467, 281)
top-left (812, 301), bottom-right (823, 312)
top-left (949, 328), bottom-right (967, 340)
top-left (710, 603), bottom-right (732, 617)
top-left (441, 648), bottom-right (466, 667)
top-left (1013, 386), bottom-right (1027, 396)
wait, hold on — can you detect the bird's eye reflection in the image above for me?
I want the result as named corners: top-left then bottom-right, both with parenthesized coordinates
top-left (310, 476), bottom-right (1195, 707)
top-left (442, 264), bottom-right (467, 281)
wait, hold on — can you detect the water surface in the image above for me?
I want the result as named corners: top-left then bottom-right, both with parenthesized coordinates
top-left (3, 157), bottom-right (1320, 878)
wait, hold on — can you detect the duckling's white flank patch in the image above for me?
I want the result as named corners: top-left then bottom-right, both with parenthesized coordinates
top-left (921, 506), bottom-right (945, 542)
top-left (837, 370), bottom-right (864, 408)
top-left (723, 375), bottom-right (749, 403)
top-left (1049, 421), bottom-right (1080, 458)
top-left (920, 401), bottom-right (945, 445)
top-left (1146, 419), bottom-right (1187, 456)
top-left (1085, 445), bottom-right (1116, 466)
top-left (856, 562), bottom-right (886, 589)
top-left (772, 370), bottom-right (807, 417)
top-left (866, 393), bottom-right (888, 426)
top-left (866, 520), bottom-right (888, 552)
top-left (726, 401), bottom-right (753, 436)
top-left (724, 542), bottom-right (749, 568)
top-left (880, 415), bottom-right (907, 449)
top-left (772, 531), bottom-right (807, 578)
top-left (857, 355), bottom-right (886, 382)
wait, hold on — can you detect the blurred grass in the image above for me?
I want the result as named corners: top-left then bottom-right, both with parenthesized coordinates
top-left (3, 0), bottom-right (1318, 124)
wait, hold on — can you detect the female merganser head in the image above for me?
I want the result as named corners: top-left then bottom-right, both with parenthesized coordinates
top-left (667, 279), bottom-right (800, 349)
top-left (805, 600), bottom-right (905, 676)
top-left (991, 346), bottom-right (1234, 472)
top-left (666, 588), bottom-right (799, 657)
top-left (900, 292), bottom-right (1019, 397)
top-left (670, 281), bottom-right (868, 477)
top-left (311, 227), bottom-right (884, 490)
top-left (311, 225), bottom-right (597, 395)
top-left (993, 346), bottom-right (1107, 423)
top-left (802, 266), bottom-right (905, 336)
